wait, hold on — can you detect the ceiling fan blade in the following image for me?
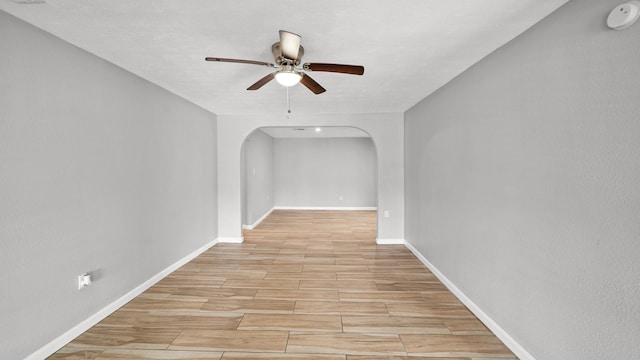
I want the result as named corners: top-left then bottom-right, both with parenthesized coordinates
top-left (247, 72), bottom-right (276, 90)
top-left (279, 30), bottom-right (301, 60)
top-left (304, 63), bottom-right (364, 75)
top-left (300, 74), bottom-right (326, 94)
top-left (205, 57), bottom-right (274, 67)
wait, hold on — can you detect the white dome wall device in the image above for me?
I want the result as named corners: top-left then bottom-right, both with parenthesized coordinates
top-left (607, 1), bottom-right (640, 30)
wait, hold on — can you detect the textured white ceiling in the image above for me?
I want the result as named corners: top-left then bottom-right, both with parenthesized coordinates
top-left (1, 0), bottom-right (568, 116)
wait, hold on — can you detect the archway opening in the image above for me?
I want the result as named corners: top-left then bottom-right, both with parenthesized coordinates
top-left (240, 126), bottom-right (379, 238)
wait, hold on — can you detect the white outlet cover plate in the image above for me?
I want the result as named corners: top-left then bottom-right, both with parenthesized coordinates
top-left (78, 273), bottom-right (92, 289)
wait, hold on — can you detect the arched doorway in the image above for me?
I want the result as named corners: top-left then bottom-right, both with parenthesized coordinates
top-left (241, 126), bottom-right (378, 235)
top-left (215, 112), bottom-right (404, 244)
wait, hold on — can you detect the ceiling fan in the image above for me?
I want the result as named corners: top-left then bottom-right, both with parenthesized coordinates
top-left (205, 30), bottom-right (364, 94)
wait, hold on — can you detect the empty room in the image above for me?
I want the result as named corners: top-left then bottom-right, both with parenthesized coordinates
top-left (1, 0), bottom-right (639, 359)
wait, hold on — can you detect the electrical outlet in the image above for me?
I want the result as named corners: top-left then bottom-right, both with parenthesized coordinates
top-left (339, 195), bottom-right (343, 201)
top-left (384, 210), bottom-right (390, 218)
top-left (78, 273), bottom-right (92, 290)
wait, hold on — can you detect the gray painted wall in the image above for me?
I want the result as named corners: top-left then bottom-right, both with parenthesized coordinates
top-left (404, 0), bottom-right (640, 359)
top-left (274, 137), bottom-right (376, 208)
top-left (1, 12), bottom-right (218, 359)
top-left (243, 130), bottom-right (275, 226)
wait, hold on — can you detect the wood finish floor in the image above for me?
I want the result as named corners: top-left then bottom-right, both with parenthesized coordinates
top-left (50, 210), bottom-right (517, 360)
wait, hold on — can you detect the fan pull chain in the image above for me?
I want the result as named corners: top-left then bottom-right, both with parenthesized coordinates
top-left (286, 86), bottom-right (292, 114)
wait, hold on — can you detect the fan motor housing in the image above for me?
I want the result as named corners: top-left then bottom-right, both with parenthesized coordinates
top-left (272, 42), bottom-right (304, 65)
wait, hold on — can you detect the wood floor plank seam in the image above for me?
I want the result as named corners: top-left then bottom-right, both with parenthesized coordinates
top-left (48, 210), bottom-right (517, 360)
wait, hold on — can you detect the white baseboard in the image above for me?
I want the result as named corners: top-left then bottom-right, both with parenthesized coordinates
top-left (242, 207), bottom-right (274, 230)
top-left (218, 237), bottom-right (244, 243)
top-left (403, 240), bottom-right (535, 360)
top-left (274, 206), bottom-right (377, 211)
top-left (376, 238), bottom-right (405, 245)
top-left (26, 238), bottom-right (219, 360)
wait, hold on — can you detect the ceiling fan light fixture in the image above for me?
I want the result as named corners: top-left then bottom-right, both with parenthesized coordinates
top-left (275, 68), bottom-right (302, 87)
top-left (206, 30), bottom-right (363, 94)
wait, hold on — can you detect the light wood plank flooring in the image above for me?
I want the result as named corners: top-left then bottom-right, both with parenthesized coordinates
top-left (49, 210), bottom-right (517, 359)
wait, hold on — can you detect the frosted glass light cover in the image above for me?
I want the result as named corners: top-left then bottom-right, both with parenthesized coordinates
top-left (275, 71), bottom-right (302, 87)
